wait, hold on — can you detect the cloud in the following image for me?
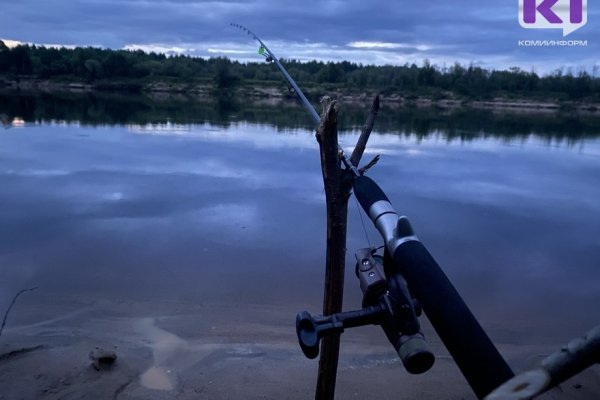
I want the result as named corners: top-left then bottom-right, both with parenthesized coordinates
top-left (124, 44), bottom-right (194, 55)
top-left (0, 39), bottom-right (23, 48)
top-left (0, 1), bottom-right (598, 73)
top-left (348, 41), bottom-right (433, 52)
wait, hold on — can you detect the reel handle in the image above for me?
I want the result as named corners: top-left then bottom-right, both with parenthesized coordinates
top-left (296, 306), bottom-right (385, 359)
top-left (296, 303), bottom-right (435, 374)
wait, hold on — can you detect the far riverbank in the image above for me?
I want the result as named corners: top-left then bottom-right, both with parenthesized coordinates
top-left (1, 75), bottom-right (599, 116)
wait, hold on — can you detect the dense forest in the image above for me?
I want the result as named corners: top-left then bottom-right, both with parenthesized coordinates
top-left (0, 40), bottom-right (598, 102)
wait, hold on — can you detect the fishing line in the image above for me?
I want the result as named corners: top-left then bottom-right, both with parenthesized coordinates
top-left (354, 193), bottom-right (372, 248)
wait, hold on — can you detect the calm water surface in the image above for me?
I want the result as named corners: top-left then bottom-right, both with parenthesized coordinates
top-left (1, 95), bottom-right (599, 349)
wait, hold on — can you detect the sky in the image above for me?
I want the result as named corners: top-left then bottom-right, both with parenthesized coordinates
top-left (1, 0), bottom-right (598, 75)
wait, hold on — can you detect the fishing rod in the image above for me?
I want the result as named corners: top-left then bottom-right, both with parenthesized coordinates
top-left (351, 175), bottom-right (515, 398)
top-left (298, 175), bottom-right (517, 398)
top-left (230, 23), bottom-right (359, 177)
top-left (233, 25), bottom-right (515, 398)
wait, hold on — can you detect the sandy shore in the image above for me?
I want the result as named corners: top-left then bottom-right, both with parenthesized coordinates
top-left (0, 295), bottom-right (598, 400)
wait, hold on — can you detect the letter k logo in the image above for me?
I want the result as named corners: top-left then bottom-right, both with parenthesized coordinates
top-left (519, 0), bottom-right (587, 36)
top-left (523, 0), bottom-right (562, 23)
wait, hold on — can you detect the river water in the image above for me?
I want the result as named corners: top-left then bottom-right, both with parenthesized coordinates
top-left (0, 93), bottom-right (599, 397)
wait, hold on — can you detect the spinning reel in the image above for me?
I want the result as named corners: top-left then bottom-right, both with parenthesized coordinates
top-left (296, 246), bottom-right (435, 375)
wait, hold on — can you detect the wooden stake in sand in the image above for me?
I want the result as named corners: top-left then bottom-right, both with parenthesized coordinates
top-left (314, 96), bottom-right (379, 400)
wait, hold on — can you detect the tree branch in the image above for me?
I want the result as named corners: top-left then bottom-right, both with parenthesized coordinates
top-left (358, 154), bottom-right (381, 175)
top-left (0, 287), bottom-right (38, 337)
top-left (486, 324), bottom-right (600, 399)
top-left (315, 100), bottom-right (347, 400)
top-left (317, 101), bottom-right (341, 200)
top-left (349, 95), bottom-right (380, 167)
top-left (314, 97), bottom-right (380, 400)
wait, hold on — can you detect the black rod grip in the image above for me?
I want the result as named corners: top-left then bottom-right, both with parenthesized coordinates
top-left (392, 241), bottom-right (514, 398)
top-left (353, 175), bottom-right (389, 213)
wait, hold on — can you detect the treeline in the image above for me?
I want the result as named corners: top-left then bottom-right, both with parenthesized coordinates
top-left (0, 40), bottom-right (598, 101)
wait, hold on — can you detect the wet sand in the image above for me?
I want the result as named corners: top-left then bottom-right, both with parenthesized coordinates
top-left (1, 295), bottom-right (598, 400)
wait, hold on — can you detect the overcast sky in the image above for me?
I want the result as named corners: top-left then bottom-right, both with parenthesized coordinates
top-left (1, 0), bottom-right (598, 75)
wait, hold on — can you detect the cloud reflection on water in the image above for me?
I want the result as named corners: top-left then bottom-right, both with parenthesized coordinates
top-left (0, 120), bottom-right (598, 344)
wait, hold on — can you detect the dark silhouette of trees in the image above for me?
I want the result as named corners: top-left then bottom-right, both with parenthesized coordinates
top-left (213, 57), bottom-right (241, 89)
top-left (0, 41), bottom-right (597, 101)
top-left (0, 42), bottom-right (33, 74)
